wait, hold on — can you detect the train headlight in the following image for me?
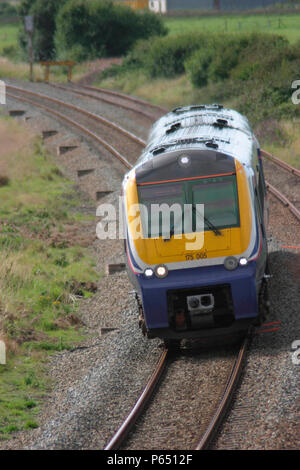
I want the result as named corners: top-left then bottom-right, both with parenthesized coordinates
top-left (155, 265), bottom-right (168, 279)
top-left (144, 268), bottom-right (154, 278)
top-left (178, 154), bottom-right (191, 167)
top-left (224, 256), bottom-right (238, 271)
top-left (239, 257), bottom-right (248, 266)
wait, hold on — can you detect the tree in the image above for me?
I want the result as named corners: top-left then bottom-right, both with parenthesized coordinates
top-left (18, 0), bottom-right (68, 61)
top-left (55, 0), bottom-right (167, 61)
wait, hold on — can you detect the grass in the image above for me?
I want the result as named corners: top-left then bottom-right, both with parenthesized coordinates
top-left (0, 57), bottom-right (44, 81)
top-left (0, 23), bottom-right (18, 54)
top-left (0, 55), bottom-right (88, 82)
top-left (0, 117), bottom-right (99, 439)
top-left (164, 14), bottom-right (300, 43)
top-left (99, 70), bottom-right (193, 108)
top-left (0, 22), bottom-right (88, 81)
top-left (261, 120), bottom-right (300, 168)
top-left (0, 356), bottom-right (46, 439)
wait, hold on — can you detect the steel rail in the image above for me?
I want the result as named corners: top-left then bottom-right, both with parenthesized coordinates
top-left (82, 84), bottom-right (167, 114)
top-left (265, 180), bottom-right (300, 222)
top-left (261, 150), bottom-right (300, 221)
top-left (6, 84), bottom-right (146, 148)
top-left (8, 85), bottom-right (300, 223)
top-left (104, 348), bottom-right (168, 450)
top-left (7, 91), bottom-right (133, 170)
top-left (9, 88), bottom-right (297, 450)
top-left (48, 82), bottom-right (160, 122)
top-left (261, 149), bottom-right (300, 178)
top-left (195, 333), bottom-right (250, 450)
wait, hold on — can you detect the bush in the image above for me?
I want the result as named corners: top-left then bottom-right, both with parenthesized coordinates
top-left (97, 30), bottom-right (300, 127)
top-left (185, 33), bottom-right (289, 88)
top-left (138, 33), bottom-right (210, 78)
top-left (2, 45), bottom-right (19, 60)
top-left (55, 0), bottom-right (167, 61)
top-left (184, 33), bottom-right (300, 125)
top-left (183, 35), bottom-right (225, 87)
top-left (125, 32), bottom-right (288, 82)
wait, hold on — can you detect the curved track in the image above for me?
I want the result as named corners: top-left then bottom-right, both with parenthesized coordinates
top-left (6, 84), bottom-right (145, 170)
top-left (47, 82), bottom-right (300, 224)
top-left (261, 150), bottom-right (300, 222)
top-left (49, 81), bottom-right (164, 123)
top-left (6, 83), bottom-right (298, 450)
top-left (105, 334), bottom-right (250, 450)
top-left (104, 349), bottom-right (169, 450)
top-left (195, 333), bottom-right (249, 449)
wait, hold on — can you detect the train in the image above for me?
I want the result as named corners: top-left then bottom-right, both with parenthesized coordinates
top-left (122, 104), bottom-right (270, 347)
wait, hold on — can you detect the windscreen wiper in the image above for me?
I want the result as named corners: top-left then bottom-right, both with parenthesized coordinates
top-left (163, 222), bottom-right (175, 241)
top-left (192, 205), bottom-right (222, 236)
top-left (163, 207), bottom-right (222, 240)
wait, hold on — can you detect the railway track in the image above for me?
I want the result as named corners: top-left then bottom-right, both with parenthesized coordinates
top-left (261, 150), bottom-right (300, 222)
top-left (6, 83), bottom-right (299, 450)
top-left (104, 348), bottom-right (168, 450)
top-left (47, 82), bottom-right (300, 224)
top-left (49, 81), bottom-right (164, 123)
top-left (194, 334), bottom-right (249, 450)
top-left (105, 334), bottom-right (250, 450)
top-left (6, 84), bottom-right (145, 171)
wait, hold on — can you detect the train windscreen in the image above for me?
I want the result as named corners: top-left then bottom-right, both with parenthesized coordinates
top-left (137, 174), bottom-right (239, 238)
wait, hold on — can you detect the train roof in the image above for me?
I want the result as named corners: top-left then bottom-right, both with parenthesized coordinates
top-left (136, 105), bottom-right (257, 170)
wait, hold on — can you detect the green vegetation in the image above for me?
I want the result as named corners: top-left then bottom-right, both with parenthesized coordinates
top-left (98, 31), bottom-right (300, 124)
top-left (164, 14), bottom-right (300, 44)
top-left (0, 2), bottom-right (17, 20)
top-left (17, 0), bottom-right (166, 62)
top-left (18, 0), bottom-right (68, 61)
top-left (0, 8), bottom-right (300, 80)
top-left (55, 0), bottom-right (167, 61)
top-left (96, 31), bottom-right (300, 168)
top-left (0, 23), bottom-right (19, 57)
top-left (0, 117), bottom-right (99, 439)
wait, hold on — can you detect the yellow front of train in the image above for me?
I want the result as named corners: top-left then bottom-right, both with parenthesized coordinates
top-left (123, 148), bottom-right (261, 340)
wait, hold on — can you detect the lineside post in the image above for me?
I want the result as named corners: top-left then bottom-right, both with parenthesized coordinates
top-left (24, 15), bottom-right (34, 82)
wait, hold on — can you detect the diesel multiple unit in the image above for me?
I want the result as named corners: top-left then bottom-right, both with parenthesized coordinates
top-left (122, 104), bottom-right (269, 345)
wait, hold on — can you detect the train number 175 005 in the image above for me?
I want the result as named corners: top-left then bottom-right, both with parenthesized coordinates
top-left (186, 251), bottom-right (207, 261)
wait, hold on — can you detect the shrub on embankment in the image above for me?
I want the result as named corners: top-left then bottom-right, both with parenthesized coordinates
top-left (106, 31), bottom-right (300, 125)
top-left (184, 33), bottom-right (300, 123)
